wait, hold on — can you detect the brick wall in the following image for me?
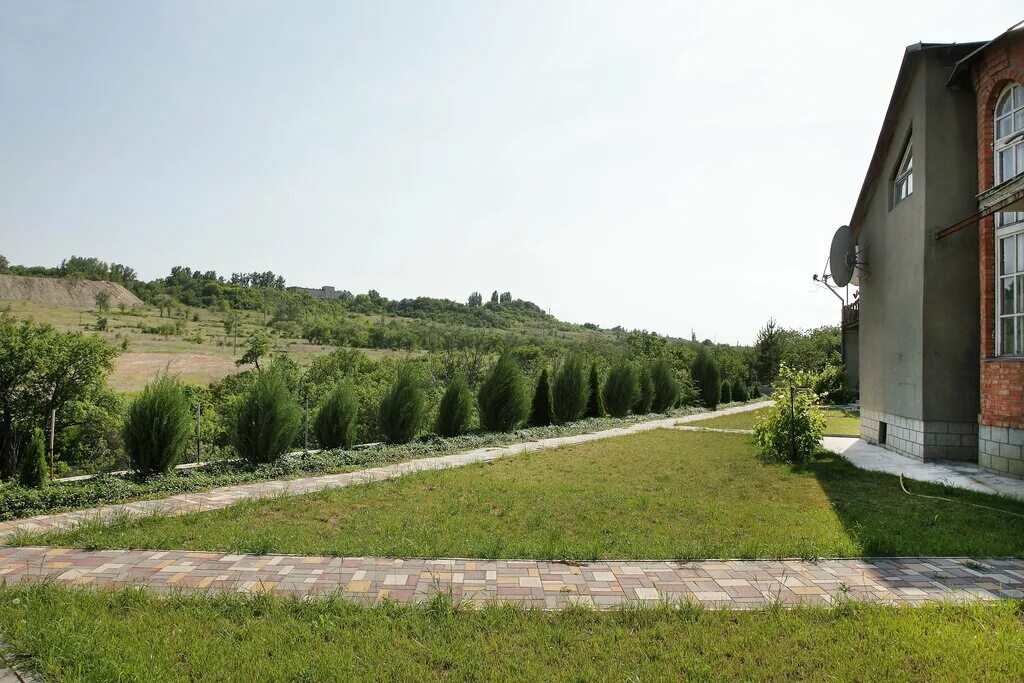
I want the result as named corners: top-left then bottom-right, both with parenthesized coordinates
top-left (971, 34), bottom-right (1024, 431)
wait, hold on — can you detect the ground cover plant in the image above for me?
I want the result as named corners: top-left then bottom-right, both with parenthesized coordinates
top-left (30, 430), bottom-right (1024, 559)
top-left (0, 409), bottom-right (702, 521)
top-left (691, 406), bottom-right (859, 436)
top-left (1, 585), bottom-right (1022, 682)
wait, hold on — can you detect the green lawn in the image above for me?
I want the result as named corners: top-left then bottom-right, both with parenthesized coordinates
top-left (690, 406), bottom-right (861, 436)
top-left (0, 585), bottom-right (1022, 682)
top-left (28, 430), bottom-right (1024, 559)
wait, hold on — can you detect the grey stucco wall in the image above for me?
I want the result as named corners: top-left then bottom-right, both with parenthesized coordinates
top-left (921, 58), bottom-right (980, 425)
top-left (853, 48), bottom-right (980, 460)
top-left (856, 57), bottom-right (927, 423)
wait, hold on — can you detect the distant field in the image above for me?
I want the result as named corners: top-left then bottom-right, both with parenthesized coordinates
top-left (1, 299), bottom-right (420, 391)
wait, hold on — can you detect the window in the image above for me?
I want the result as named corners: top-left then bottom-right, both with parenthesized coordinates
top-left (995, 83), bottom-right (1024, 356)
top-left (893, 138), bottom-right (913, 205)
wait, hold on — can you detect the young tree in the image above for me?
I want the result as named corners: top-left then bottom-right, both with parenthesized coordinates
top-left (720, 380), bottom-right (732, 404)
top-left (649, 358), bottom-right (679, 413)
top-left (552, 355), bottom-right (589, 423)
top-left (529, 367), bottom-right (554, 427)
top-left (94, 290), bottom-right (111, 314)
top-left (753, 318), bottom-right (785, 385)
top-left (477, 353), bottom-right (529, 432)
top-left (603, 362), bottom-right (638, 417)
top-left (236, 333), bottom-right (270, 371)
top-left (123, 375), bottom-right (193, 476)
top-left (378, 364), bottom-right (426, 444)
top-left (436, 372), bottom-right (473, 437)
top-left (314, 382), bottom-right (360, 449)
top-left (701, 354), bottom-right (722, 410)
top-left (732, 379), bottom-right (749, 402)
top-left (584, 363), bottom-right (605, 418)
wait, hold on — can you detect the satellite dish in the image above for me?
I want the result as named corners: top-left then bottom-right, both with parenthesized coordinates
top-left (829, 225), bottom-right (857, 287)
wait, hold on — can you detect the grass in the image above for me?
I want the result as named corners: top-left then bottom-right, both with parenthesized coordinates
top-left (28, 430), bottom-right (1024, 559)
top-left (0, 585), bottom-right (1021, 682)
top-left (690, 406), bottom-right (861, 436)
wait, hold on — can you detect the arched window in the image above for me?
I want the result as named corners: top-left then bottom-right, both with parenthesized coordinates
top-left (995, 83), bottom-right (1024, 356)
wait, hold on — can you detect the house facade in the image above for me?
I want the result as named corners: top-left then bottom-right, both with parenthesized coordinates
top-left (845, 25), bottom-right (1024, 479)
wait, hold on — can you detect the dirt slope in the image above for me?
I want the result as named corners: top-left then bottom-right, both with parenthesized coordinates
top-left (0, 274), bottom-right (143, 309)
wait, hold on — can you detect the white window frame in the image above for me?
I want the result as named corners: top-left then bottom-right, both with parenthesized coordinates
top-left (994, 83), bottom-right (1024, 356)
top-left (893, 137), bottom-right (913, 206)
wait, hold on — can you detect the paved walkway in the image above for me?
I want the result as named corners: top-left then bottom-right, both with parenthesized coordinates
top-left (1, 547), bottom-right (1021, 609)
top-left (825, 437), bottom-right (1024, 502)
top-left (0, 403), bottom-right (770, 542)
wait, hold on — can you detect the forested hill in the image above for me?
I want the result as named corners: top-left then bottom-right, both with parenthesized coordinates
top-left (0, 254), bottom-right (572, 333)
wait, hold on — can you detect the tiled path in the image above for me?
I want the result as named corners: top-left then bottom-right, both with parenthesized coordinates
top-left (2, 547), bottom-right (1022, 609)
top-left (0, 402), bottom-right (770, 541)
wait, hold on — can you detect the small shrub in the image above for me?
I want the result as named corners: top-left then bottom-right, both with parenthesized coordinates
top-left (529, 368), bottom-right (554, 427)
top-left (436, 373), bottom-right (473, 437)
top-left (123, 375), bottom-right (194, 476)
top-left (720, 380), bottom-right (732, 404)
top-left (603, 362), bottom-right (638, 418)
top-left (377, 364), bottom-right (426, 444)
top-left (732, 380), bottom-right (748, 402)
top-left (314, 382), bottom-right (359, 449)
top-left (753, 365), bottom-right (826, 464)
top-left (233, 367), bottom-right (303, 463)
top-left (649, 358), bottom-right (679, 413)
top-left (634, 364), bottom-right (654, 414)
top-left (478, 354), bottom-right (529, 432)
top-left (17, 428), bottom-right (48, 489)
top-left (552, 355), bottom-right (589, 423)
top-left (584, 363), bottom-right (605, 418)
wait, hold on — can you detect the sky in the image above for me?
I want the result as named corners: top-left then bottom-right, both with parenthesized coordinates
top-left (0, 2), bottom-right (1019, 344)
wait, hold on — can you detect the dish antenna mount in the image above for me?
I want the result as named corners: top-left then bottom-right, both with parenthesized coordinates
top-left (828, 224), bottom-right (865, 287)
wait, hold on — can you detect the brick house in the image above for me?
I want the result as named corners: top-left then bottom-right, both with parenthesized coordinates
top-left (843, 23), bottom-right (1024, 479)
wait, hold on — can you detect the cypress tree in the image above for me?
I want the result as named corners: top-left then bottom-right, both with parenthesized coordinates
top-left (436, 372), bottom-right (474, 437)
top-left (233, 367), bottom-right (303, 464)
top-left (529, 367), bottom-right (554, 427)
top-left (732, 379), bottom-right (748, 402)
top-left (634, 364), bottom-right (654, 415)
top-left (123, 374), bottom-right (193, 476)
top-left (720, 380), bottom-right (732, 404)
top-left (701, 356), bottom-right (722, 410)
top-left (552, 355), bottom-right (589, 423)
top-left (378, 364), bottom-right (427, 444)
top-left (478, 354), bottom-right (530, 432)
top-left (584, 363), bottom-right (605, 418)
top-left (18, 428), bottom-right (48, 489)
top-left (314, 381), bottom-right (359, 449)
top-left (649, 358), bottom-right (679, 413)
top-left (603, 362), bottom-right (639, 417)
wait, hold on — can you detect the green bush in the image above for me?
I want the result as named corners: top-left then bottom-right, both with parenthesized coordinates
top-left (377, 364), bottom-right (426, 444)
top-left (634, 364), bottom-right (654, 414)
top-left (753, 365), bottom-right (826, 464)
top-left (123, 375), bottom-right (194, 476)
top-left (552, 355), bottom-right (589, 423)
top-left (603, 362), bottom-right (638, 418)
top-left (314, 382), bottom-right (359, 449)
top-left (732, 380), bottom-right (748, 402)
top-left (813, 364), bottom-right (854, 405)
top-left (720, 381), bottom-right (732, 404)
top-left (233, 367), bottom-right (303, 464)
top-left (649, 358), bottom-right (679, 413)
top-left (17, 428), bottom-right (48, 489)
top-left (436, 373), bottom-right (473, 437)
top-left (529, 367), bottom-right (554, 427)
top-left (478, 354), bottom-right (529, 432)
top-left (584, 363), bottom-right (605, 418)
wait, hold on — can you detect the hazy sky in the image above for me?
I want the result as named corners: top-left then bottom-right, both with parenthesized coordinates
top-left (1, 2), bottom-right (1018, 343)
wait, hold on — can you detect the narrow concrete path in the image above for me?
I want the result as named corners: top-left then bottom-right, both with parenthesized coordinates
top-left (0, 402), bottom-right (770, 541)
top-left (2, 547), bottom-right (1021, 610)
top-left (824, 437), bottom-right (1024, 502)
